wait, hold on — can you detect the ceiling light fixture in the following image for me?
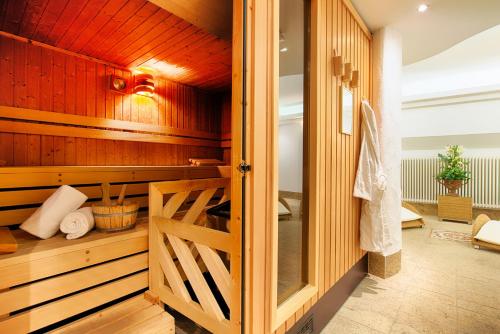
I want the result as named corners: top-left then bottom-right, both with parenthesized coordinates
top-left (418, 4), bottom-right (429, 12)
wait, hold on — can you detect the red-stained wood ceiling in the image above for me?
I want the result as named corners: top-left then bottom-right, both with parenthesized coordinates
top-left (0, 0), bottom-right (232, 90)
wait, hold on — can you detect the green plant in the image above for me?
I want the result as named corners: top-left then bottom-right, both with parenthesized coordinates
top-left (436, 145), bottom-right (471, 181)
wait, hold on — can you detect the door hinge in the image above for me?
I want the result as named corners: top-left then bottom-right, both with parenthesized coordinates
top-left (237, 161), bottom-right (251, 175)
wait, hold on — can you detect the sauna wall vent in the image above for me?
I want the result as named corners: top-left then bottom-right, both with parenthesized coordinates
top-left (297, 315), bottom-right (314, 334)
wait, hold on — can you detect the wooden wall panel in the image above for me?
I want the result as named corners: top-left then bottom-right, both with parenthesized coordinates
top-left (0, 35), bottom-right (225, 166)
top-left (279, 0), bottom-right (371, 331)
top-left (0, 0), bottom-right (232, 90)
top-left (246, 0), bottom-right (372, 332)
top-left (220, 92), bottom-right (232, 164)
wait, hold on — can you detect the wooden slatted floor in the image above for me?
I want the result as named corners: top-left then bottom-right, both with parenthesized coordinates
top-left (50, 295), bottom-right (174, 334)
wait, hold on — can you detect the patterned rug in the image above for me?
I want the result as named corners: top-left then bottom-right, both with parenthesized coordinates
top-left (430, 229), bottom-right (472, 242)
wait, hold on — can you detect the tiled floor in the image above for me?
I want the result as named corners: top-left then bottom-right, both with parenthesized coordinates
top-left (321, 216), bottom-right (500, 334)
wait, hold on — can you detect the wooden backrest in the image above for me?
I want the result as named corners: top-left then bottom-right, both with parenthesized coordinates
top-left (0, 166), bottom-right (230, 227)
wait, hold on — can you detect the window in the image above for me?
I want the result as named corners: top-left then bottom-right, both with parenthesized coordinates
top-left (277, 0), bottom-right (311, 306)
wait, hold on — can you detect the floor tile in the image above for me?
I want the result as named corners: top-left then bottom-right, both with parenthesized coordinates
top-left (457, 307), bottom-right (500, 334)
top-left (322, 314), bottom-right (384, 334)
top-left (321, 216), bottom-right (500, 334)
top-left (392, 310), bottom-right (457, 334)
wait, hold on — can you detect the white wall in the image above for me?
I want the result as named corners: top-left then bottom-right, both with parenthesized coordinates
top-left (278, 118), bottom-right (303, 193)
top-left (401, 25), bottom-right (500, 157)
top-left (278, 74), bottom-right (305, 192)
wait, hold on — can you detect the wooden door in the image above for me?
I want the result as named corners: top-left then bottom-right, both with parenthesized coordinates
top-left (148, 1), bottom-right (245, 332)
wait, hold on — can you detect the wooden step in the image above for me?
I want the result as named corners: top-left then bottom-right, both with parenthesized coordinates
top-left (51, 294), bottom-right (174, 334)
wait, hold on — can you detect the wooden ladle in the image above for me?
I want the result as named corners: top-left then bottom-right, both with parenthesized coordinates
top-left (117, 184), bottom-right (127, 205)
top-left (101, 183), bottom-right (112, 206)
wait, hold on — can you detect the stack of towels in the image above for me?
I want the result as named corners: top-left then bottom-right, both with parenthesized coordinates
top-left (20, 185), bottom-right (95, 240)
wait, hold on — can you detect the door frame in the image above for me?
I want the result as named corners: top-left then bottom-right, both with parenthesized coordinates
top-left (243, 0), bottom-right (320, 332)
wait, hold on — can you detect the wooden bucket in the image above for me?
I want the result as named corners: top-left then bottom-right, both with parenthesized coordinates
top-left (92, 200), bottom-right (139, 232)
top-left (92, 183), bottom-right (138, 232)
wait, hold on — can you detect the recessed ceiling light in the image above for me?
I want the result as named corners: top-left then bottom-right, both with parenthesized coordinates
top-left (418, 4), bottom-right (429, 12)
top-left (280, 47), bottom-right (288, 53)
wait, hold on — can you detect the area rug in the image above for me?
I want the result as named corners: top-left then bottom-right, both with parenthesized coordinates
top-left (430, 229), bottom-right (472, 242)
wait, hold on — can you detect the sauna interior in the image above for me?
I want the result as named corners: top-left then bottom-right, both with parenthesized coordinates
top-left (0, 0), bottom-right (379, 333)
top-left (0, 0), bottom-right (236, 333)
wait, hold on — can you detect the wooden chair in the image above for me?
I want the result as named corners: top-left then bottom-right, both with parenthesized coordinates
top-left (472, 214), bottom-right (500, 252)
top-left (401, 202), bottom-right (425, 229)
top-left (278, 196), bottom-right (293, 220)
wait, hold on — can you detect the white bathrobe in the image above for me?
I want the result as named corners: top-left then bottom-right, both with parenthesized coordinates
top-left (354, 101), bottom-right (390, 253)
top-left (354, 27), bottom-right (402, 257)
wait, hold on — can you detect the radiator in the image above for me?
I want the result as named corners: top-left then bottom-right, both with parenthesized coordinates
top-left (401, 157), bottom-right (500, 209)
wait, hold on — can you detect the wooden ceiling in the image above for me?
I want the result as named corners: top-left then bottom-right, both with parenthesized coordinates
top-left (0, 0), bottom-right (232, 90)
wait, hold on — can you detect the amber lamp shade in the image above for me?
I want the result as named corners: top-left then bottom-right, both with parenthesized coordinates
top-left (134, 73), bottom-right (155, 97)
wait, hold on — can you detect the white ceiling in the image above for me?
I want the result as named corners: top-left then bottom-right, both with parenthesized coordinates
top-left (351, 0), bottom-right (500, 64)
top-left (402, 25), bottom-right (500, 96)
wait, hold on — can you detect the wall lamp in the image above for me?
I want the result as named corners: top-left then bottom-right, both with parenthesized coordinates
top-left (133, 73), bottom-right (155, 97)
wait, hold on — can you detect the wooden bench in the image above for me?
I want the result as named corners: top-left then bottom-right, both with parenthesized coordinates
top-left (0, 166), bottom-right (229, 333)
top-left (401, 202), bottom-right (425, 229)
top-left (50, 294), bottom-right (174, 334)
top-left (472, 214), bottom-right (500, 252)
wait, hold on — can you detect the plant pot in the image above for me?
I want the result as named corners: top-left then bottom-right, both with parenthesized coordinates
top-left (438, 179), bottom-right (464, 196)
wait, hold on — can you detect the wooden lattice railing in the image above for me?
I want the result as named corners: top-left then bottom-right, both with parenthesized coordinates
top-left (149, 178), bottom-right (240, 333)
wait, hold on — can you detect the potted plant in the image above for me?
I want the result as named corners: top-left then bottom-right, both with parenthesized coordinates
top-left (436, 145), bottom-right (471, 195)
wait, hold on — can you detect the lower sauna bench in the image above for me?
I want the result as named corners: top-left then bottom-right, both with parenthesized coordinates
top-left (0, 217), bottom-right (172, 334)
top-left (50, 294), bottom-right (174, 334)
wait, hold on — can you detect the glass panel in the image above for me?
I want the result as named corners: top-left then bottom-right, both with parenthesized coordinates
top-left (277, 0), bottom-right (310, 305)
top-left (341, 86), bottom-right (354, 135)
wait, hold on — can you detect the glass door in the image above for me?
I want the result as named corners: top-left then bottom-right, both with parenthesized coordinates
top-left (277, 0), bottom-right (311, 305)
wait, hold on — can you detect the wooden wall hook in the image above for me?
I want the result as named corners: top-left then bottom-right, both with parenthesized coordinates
top-left (342, 63), bottom-right (352, 82)
top-left (333, 56), bottom-right (343, 76)
top-left (350, 70), bottom-right (359, 88)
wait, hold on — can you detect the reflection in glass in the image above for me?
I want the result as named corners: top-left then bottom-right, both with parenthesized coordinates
top-left (341, 86), bottom-right (354, 135)
top-left (277, 0), bottom-right (310, 305)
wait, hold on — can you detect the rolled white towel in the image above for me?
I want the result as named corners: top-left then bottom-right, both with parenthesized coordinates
top-left (20, 185), bottom-right (88, 239)
top-left (60, 207), bottom-right (95, 240)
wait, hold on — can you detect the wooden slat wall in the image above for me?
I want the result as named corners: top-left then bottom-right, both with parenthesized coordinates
top-left (0, 35), bottom-right (226, 166)
top-left (275, 1), bottom-right (371, 332)
top-left (220, 92), bottom-right (232, 164)
top-left (0, 0), bottom-right (232, 90)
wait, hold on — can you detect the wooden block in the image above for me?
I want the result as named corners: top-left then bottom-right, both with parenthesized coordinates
top-left (350, 70), bottom-right (359, 88)
top-left (368, 251), bottom-right (401, 279)
top-left (342, 63), bottom-right (352, 82)
top-left (0, 228), bottom-right (17, 253)
top-left (332, 56), bottom-right (343, 76)
top-left (438, 195), bottom-right (473, 223)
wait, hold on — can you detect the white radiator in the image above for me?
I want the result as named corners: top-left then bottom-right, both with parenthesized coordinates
top-left (401, 157), bottom-right (500, 209)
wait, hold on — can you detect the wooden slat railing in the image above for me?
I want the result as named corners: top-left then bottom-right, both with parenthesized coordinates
top-left (149, 178), bottom-right (239, 333)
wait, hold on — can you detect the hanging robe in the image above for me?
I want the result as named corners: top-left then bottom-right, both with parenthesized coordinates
top-left (354, 100), bottom-right (392, 253)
